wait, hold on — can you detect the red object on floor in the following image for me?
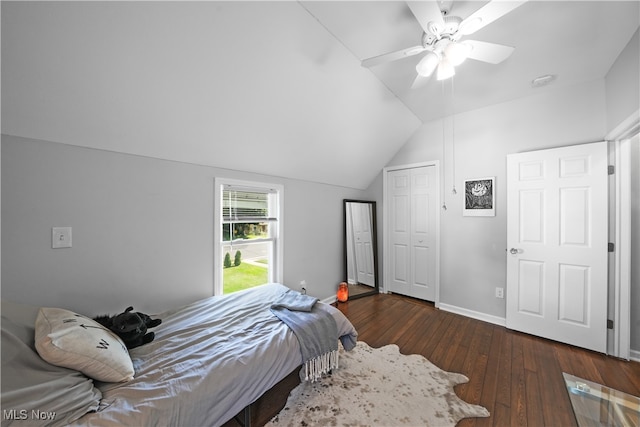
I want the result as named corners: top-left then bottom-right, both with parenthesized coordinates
top-left (337, 282), bottom-right (349, 302)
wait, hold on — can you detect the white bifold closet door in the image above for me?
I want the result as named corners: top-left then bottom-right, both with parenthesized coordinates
top-left (387, 166), bottom-right (437, 302)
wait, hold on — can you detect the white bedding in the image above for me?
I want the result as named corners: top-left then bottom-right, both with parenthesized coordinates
top-left (70, 283), bottom-right (358, 426)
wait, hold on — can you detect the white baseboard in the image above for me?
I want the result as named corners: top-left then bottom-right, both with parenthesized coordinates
top-left (438, 303), bottom-right (507, 327)
top-left (630, 349), bottom-right (640, 362)
top-left (321, 295), bottom-right (337, 305)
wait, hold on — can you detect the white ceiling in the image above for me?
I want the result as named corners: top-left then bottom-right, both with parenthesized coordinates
top-left (2, 1), bottom-right (638, 190)
top-left (303, 0), bottom-right (639, 122)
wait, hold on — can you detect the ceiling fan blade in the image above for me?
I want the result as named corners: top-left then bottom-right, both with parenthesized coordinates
top-left (406, 1), bottom-right (445, 35)
top-left (459, 0), bottom-right (527, 35)
top-left (411, 73), bottom-right (431, 89)
top-left (361, 45), bottom-right (425, 68)
top-left (464, 40), bottom-right (515, 64)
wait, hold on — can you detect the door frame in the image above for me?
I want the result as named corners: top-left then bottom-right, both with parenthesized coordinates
top-left (383, 161), bottom-right (441, 306)
top-left (606, 109), bottom-right (639, 360)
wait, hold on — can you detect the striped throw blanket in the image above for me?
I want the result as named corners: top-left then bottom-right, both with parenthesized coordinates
top-left (270, 290), bottom-right (338, 382)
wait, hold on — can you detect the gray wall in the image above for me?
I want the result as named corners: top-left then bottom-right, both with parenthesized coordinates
top-left (371, 30), bottom-right (640, 353)
top-left (605, 29), bottom-right (639, 133)
top-left (375, 79), bottom-right (640, 354)
top-left (2, 135), bottom-right (365, 315)
top-left (381, 80), bottom-right (607, 318)
top-left (2, 27), bottom-right (637, 355)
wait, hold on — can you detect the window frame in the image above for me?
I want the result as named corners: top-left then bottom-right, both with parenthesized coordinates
top-left (213, 178), bottom-right (284, 295)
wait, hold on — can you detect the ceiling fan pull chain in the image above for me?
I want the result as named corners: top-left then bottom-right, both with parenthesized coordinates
top-left (451, 77), bottom-right (457, 196)
top-left (441, 80), bottom-right (448, 210)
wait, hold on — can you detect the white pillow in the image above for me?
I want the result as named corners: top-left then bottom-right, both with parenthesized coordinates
top-left (35, 307), bottom-right (135, 382)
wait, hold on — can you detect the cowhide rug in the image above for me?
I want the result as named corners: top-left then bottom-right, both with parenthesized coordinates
top-left (267, 341), bottom-right (490, 426)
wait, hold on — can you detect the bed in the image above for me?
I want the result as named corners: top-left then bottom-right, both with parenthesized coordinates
top-left (1, 283), bottom-right (358, 427)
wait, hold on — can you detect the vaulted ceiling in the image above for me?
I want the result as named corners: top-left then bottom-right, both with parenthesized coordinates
top-left (2, 1), bottom-right (638, 190)
top-left (304, 1), bottom-right (639, 123)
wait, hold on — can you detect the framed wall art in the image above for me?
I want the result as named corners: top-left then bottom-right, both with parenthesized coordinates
top-left (463, 177), bottom-right (495, 217)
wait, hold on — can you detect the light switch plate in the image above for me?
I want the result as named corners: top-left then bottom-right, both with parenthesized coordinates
top-left (52, 227), bottom-right (72, 249)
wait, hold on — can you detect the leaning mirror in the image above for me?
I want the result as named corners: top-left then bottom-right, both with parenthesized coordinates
top-left (344, 200), bottom-right (379, 299)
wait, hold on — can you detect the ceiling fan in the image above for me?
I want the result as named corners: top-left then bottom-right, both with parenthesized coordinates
top-left (361, 1), bottom-right (527, 87)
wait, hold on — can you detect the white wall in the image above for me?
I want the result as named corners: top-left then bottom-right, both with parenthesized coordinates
top-left (605, 29), bottom-right (639, 133)
top-left (381, 80), bottom-right (607, 320)
top-left (1, 135), bottom-right (365, 315)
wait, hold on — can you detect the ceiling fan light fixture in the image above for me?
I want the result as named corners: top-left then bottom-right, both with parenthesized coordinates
top-left (444, 41), bottom-right (471, 66)
top-left (416, 51), bottom-right (440, 77)
top-left (436, 58), bottom-right (455, 80)
top-left (362, 0), bottom-right (527, 89)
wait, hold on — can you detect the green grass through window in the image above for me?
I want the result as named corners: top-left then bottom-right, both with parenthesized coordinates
top-left (223, 262), bottom-right (268, 294)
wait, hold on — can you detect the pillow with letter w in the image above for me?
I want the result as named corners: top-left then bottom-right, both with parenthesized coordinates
top-left (35, 307), bottom-right (134, 382)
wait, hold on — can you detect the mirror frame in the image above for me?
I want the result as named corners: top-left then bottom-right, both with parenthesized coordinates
top-left (343, 199), bottom-right (379, 300)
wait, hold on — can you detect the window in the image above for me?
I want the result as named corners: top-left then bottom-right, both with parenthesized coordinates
top-left (214, 178), bottom-right (283, 295)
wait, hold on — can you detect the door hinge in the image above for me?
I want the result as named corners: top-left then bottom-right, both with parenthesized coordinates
top-left (608, 165), bottom-right (615, 175)
top-left (607, 319), bottom-right (614, 329)
top-left (608, 242), bottom-right (615, 252)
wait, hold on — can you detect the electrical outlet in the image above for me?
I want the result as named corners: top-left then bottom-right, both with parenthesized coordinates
top-left (52, 227), bottom-right (72, 249)
top-left (300, 280), bottom-right (306, 294)
top-left (495, 287), bottom-right (504, 299)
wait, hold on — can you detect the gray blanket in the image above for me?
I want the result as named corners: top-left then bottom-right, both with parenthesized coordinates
top-left (270, 289), bottom-right (318, 312)
top-left (270, 290), bottom-right (339, 381)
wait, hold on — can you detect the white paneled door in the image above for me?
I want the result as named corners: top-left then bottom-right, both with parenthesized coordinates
top-left (387, 166), bottom-right (437, 301)
top-left (506, 142), bottom-right (608, 353)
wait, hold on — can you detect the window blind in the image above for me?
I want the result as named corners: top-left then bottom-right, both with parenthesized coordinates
top-left (222, 187), bottom-right (277, 222)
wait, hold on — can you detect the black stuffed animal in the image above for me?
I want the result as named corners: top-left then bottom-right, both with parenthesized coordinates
top-left (94, 307), bottom-right (162, 349)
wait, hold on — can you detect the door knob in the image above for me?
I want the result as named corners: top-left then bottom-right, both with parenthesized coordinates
top-left (509, 248), bottom-right (520, 254)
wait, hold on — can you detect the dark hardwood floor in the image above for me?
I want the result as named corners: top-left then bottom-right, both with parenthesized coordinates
top-left (226, 293), bottom-right (640, 426)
